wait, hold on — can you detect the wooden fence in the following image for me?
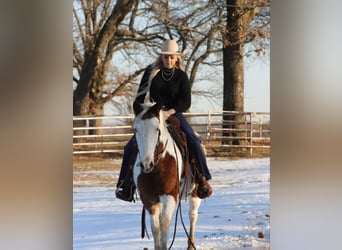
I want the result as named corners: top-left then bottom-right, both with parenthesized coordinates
top-left (73, 111), bottom-right (270, 156)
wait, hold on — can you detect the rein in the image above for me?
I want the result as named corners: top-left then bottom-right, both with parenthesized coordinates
top-left (167, 137), bottom-right (197, 250)
top-left (153, 136), bottom-right (168, 168)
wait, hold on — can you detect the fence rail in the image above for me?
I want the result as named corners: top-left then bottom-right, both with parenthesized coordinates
top-left (73, 111), bottom-right (270, 156)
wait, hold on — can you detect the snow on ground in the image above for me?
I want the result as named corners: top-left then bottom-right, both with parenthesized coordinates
top-left (73, 157), bottom-right (270, 250)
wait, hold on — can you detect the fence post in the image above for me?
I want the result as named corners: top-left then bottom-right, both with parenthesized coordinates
top-left (207, 111), bottom-right (211, 144)
top-left (250, 113), bottom-right (253, 155)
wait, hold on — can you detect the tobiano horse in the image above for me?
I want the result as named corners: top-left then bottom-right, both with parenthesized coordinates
top-left (132, 101), bottom-right (201, 250)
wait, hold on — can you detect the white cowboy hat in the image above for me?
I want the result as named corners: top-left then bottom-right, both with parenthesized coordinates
top-left (158, 40), bottom-right (187, 56)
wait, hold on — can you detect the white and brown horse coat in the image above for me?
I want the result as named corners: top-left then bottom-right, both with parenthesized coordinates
top-left (132, 101), bottom-right (201, 250)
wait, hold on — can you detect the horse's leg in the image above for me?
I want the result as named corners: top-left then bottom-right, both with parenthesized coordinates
top-left (159, 195), bottom-right (177, 250)
top-left (149, 203), bottom-right (162, 250)
top-left (187, 196), bottom-right (201, 250)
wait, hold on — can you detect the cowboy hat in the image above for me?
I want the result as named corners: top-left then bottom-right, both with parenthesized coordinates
top-left (158, 40), bottom-right (187, 55)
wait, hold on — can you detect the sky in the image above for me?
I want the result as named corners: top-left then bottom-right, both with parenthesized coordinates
top-left (191, 60), bottom-right (270, 113)
top-left (244, 60), bottom-right (270, 113)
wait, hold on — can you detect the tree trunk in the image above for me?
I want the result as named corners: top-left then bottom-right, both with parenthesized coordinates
top-left (73, 87), bottom-right (90, 142)
top-left (222, 0), bottom-right (250, 145)
top-left (222, 40), bottom-right (245, 145)
top-left (89, 104), bottom-right (104, 136)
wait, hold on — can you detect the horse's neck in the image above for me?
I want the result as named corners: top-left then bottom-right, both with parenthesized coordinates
top-left (158, 114), bottom-right (181, 161)
top-left (160, 121), bottom-right (183, 162)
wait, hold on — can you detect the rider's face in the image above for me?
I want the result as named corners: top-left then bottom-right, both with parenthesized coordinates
top-left (162, 55), bottom-right (177, 69)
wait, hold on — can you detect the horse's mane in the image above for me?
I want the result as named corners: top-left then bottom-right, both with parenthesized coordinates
top-left (133, 101), bottom-right (168, 127)
top-left (135, 64), bottom-right (160, 103)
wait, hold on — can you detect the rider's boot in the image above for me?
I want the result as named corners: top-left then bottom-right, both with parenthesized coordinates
top-left (196, 175), bottom-right (212, 199)
top-left (115, 141), bottom-right (137, 202)
top-left (115, 179), bottom-right (135, 202)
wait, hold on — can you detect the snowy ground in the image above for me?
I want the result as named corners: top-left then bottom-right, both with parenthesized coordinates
top-left (73, 157), bottom-right (270, 250)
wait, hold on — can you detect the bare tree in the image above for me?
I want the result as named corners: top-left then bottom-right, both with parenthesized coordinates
top-left (73, 0), bottom-right (225, 120)
top-left (73, 0), bottom-right (171, 118)
top-left (73, 0), bottom-right (270, 142)
top-left (73, 0), bottom-right (138, 114)
top-left (73, 0), bottom-right (142, 137)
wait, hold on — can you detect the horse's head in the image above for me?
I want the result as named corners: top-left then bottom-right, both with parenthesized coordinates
top-left (133, 101), bottom-right (164, 173)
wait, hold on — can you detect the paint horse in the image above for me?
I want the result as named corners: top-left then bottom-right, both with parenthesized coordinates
top-left (132, 101), bottom-right (201, 250)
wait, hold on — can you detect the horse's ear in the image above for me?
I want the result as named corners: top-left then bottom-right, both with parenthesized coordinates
top-left (150, 102), bottom-right (163, 117)
top-left (133, 100), bottom-right (143, 115)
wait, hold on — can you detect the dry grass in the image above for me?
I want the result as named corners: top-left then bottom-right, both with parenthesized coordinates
top-left (206, 147), bottom-right (270, 159)
top-left (73, 155), bottom-right (121, 188)
top-left (73, 155), bottom-right (120, 171)
top-left (73, 147), bottom-right (269, 188)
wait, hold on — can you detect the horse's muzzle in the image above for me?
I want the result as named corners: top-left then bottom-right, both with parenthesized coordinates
top-left (139, 161), bottom-right (156, 173)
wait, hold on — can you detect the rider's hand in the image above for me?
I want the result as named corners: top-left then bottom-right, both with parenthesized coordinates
top-left (163, 109), bottom-right (175, 118)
